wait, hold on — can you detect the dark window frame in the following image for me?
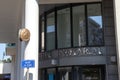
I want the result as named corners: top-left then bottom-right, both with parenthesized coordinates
top-left (39, 2), bottom-right (104, 52)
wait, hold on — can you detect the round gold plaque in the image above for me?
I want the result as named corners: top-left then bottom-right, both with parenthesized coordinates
top-left (19, 28), bottom-right (30, 41)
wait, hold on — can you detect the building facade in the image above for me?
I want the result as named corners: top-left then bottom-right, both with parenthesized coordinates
top-left (0, 0), bottom-right (120, 80)
top-left (39, 0), bottom-right (119, 80)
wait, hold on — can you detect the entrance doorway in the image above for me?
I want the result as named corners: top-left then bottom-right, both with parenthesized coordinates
top-left (40, 65), bottom-right (105, 80)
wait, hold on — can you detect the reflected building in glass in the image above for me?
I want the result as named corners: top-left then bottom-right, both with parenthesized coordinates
top-left (39, 1), bottom-right (118, 80)
top-left (1, 0), bottom-right (120, 80)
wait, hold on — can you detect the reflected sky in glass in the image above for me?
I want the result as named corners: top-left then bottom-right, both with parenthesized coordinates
top-left (90, 16), bottom-right (102, 28)
top-left (47, 25), bottom-right (55, 33)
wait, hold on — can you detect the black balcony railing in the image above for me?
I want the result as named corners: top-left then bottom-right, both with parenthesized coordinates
top-left (39, 47), bottom-right (105, 60)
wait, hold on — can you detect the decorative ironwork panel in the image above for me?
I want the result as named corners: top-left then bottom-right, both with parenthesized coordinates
top-left (39, 47), bottom-right (105, 60)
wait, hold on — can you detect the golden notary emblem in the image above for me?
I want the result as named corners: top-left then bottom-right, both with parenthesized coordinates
top-left (19, 28), bottom-right (30, 41)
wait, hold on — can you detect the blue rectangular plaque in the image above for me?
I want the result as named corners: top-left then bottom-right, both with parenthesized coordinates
top-left (21, 60), bottom-right (35, 68)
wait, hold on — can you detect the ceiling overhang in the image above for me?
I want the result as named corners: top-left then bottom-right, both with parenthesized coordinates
top-left (38, 0), bottom-right (102, 4)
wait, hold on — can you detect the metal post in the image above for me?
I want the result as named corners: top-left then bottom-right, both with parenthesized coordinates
top-left (27, 68), bottom-right (29, 80)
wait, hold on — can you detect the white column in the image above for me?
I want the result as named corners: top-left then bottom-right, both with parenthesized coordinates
top-left (113, 0), bottom-right (120, 79)
top-left (23, 0), bottom-right (39, 80)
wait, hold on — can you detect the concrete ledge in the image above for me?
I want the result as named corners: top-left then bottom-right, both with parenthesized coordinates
top-left (39, 56), bottom-right (106, 68)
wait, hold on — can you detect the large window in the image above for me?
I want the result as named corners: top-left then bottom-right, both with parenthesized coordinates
top-left (87, 4), bottom-right (103, 46)
top-left (46, 12), bottom-right (55, 50)
top-left (40, 3), bottom-right (103, 51)
top-left (72, 5), bottom-right (86, 47)
top-left (57, 8), bottom-right (71, 48)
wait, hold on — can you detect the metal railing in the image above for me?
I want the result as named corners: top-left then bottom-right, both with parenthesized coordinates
top-left (39, 47), bottom-right (105, 60)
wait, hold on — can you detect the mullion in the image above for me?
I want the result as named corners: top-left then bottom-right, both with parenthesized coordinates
top-left (70, 4), bottom-right (73, 47)
top-left (55, 8), bottom-right (58, 49)
top-left (85, 4), bottom-right (89, 46)
top-left (100, 3), bottom-right (105, 46)
top-left (39, 16), bottom-right (42, 52)
top-left (43, 3), bottom-right (103, 51)
top-left (44, 13), bottom-right (47, 51)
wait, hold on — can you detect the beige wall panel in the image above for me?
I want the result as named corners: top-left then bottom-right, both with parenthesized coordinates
top-left (0, 32), bottom-right (17, 43)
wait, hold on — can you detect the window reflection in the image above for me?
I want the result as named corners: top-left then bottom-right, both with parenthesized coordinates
top-left (46, 12), bottom-right (55, 51)
top-left (58, 67), bottom-right (72, 80)
top-left (57, 8), bottom-right (71, 48)
top-left (87, 4), bottom-right (103, 46)
top-left (72, 5), bottom-right (86, 47)
top-left (82, 67), bottom-right (101, 80)
top-left (47, 69), bottom-right (56, 80)
top-left (40, 3), bottom-right (104, 51)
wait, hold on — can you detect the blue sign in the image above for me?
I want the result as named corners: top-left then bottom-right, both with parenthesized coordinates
top-left (21, 60), bottom-right (35, 68)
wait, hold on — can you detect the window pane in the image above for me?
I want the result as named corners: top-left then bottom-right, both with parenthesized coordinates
top-left (72, 5), bottom-right (86, 47)
top-left (58, 67), bottom-right (72, 80)
top-left (40, 69), bottom-right (46, 80)
top-left (87, 4), bottom-right (103, 45)
top-left (46, 12), bottom-right (55, 50)
top-left (82, 67), bottom-right (101, 80)
top-left (41, 17), bottom-right (45, 52)
top-left (47, 68), bottom-right (56, 80)
top-left (57, 8), bottom-right (71, 48)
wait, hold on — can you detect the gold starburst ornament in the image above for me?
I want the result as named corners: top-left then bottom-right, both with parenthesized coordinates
top-left (19, 28), bottom-right (30, 41)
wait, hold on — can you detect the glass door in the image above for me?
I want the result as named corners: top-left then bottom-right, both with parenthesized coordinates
top-left (40, 66), bottom-right (105, 80)
top-left (58, 67), bottom-right (72, 80)
top-left (47, 68), bottom-right (56, 80)
top-left (82, 67), bottom-right (102, 80)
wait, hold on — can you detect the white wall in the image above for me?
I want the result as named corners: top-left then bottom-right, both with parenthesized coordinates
top-left (114, 0), bottom-right (120, 79)
top-left (18, 0), bottom-right (39, 80)
top-left (0, 63), bottom-right (12, 74)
